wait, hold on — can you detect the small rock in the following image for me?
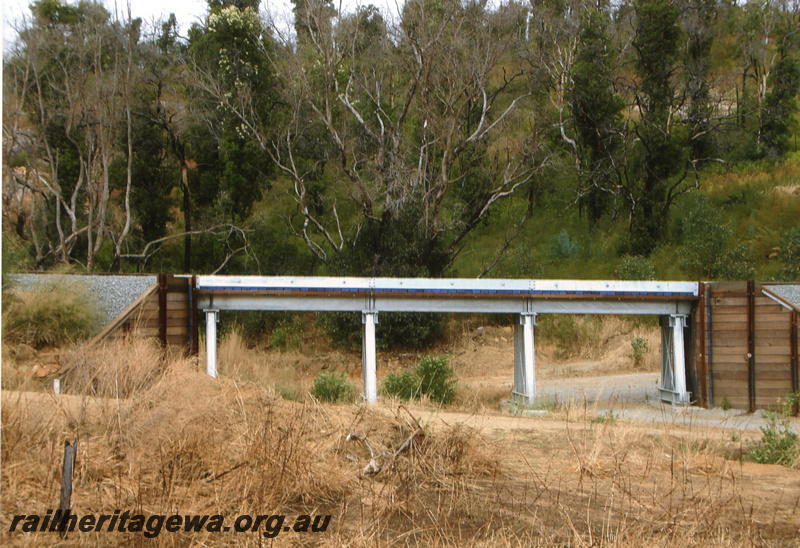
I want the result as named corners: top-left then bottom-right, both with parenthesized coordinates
top-left (38, 351), bottom-right (60, 365)
top-left (14, 343), bottom-right (37, 362)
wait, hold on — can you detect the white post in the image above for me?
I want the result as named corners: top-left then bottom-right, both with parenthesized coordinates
top-left (206, 309), bottom-right (219, 378)
top-left (521, 313), bottom-right (537, 405)
top-left (362, 312), bottom-right (378, 404)
top-left (671, 314), bottom-right (688, 404)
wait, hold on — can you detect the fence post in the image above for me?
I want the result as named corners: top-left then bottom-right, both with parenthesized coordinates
top-left (747, 280), bottom-right (756, 412)
top-left (59, 439), bottom-right (77, 537)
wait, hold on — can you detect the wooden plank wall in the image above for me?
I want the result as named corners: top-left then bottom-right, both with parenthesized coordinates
top-left (706, 281), bottom-right (797, 411)
top-left (106, 275), bottom-right (194, 351)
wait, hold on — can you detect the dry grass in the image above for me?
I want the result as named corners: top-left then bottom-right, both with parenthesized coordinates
top-left (453, 382), bottom-right (512, 412)
top-left (214, 330), bottom-right (360, 400)
top-left (2, 335), bottom-right (799, 546)
top-left (2, 283), bottom-right (100, 349)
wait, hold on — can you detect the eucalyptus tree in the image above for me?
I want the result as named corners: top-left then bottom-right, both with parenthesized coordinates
top-left (187, 0), bottom-right (276, 224)
top-left (220, 0), bottom-right (546, 277)
top-left (567, 7), bottom-right (624, 225)
top-left (4, 0), bottom-right (142, 269)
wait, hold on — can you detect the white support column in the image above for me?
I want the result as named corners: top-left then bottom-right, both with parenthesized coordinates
top-left (362, 312), bottom-right (378, 404)
top-left (206, 310), bottom-right (219, 378)
top-left (670, 314), bottom-right (689, 404)
top-left (514, 313), bottom-right (537, 405)
top-left (522, 313), bottom-right (537, 405)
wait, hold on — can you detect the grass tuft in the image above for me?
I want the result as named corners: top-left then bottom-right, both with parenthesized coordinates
top-left (3, 283), bottom-right (100, 349)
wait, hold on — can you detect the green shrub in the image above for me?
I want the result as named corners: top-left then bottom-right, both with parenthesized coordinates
top-left (783, 391), bottom-right (800, 417)
top-left (2, 233), bottom-right (32, 288)
top-left (614, 255), bottom-right (655, 280)
top-left (382, 355), bottom-right (457, 405)
top-left (382, 369), bottom-right (421, 401)
top-left (629, 337), bottom-right (649, 365)
top-left (547, 229), bottom-right (581, 261)
top-left (778, 227), bottom-right (800, 280)
top-left (747, 412), bottom-right (799, 467)
top-left (276, 385), bottom-right (302, 401)
top-left (415, 355), bottom-right (457, 405)
top-left (310, 371), bottom-right (355, 403)
top-left (680, 197), bottom-right (731, 278)
top-left (319, 311), bottom-right (443, 351)
top-left (714, 244), bottom-right (756, 281)
top-left (679, 196), bottom-right (755, 280)
top-left (223, 311), bottom-right (298, 346)
top-left (4, 284), bottom-right (100, 349)
top-left (592, 411), bottom-right (617, 425)
top-left (270, 316), bottom-right (304, 350)
top-left (537, 315), bottom-right (600, 359)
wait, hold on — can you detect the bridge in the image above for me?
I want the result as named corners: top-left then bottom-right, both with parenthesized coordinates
top-left (194, 276), bottom-right (699, 406)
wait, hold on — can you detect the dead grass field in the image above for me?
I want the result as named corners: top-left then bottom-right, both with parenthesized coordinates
top-left (2, 323), bottom-right (800, 546)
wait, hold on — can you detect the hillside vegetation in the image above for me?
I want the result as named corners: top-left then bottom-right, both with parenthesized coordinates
top-left (3, 0), bottom-right (799, 285)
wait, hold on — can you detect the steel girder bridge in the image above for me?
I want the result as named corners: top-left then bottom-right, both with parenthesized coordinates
top-left (195, 276), bottom-right (699, 406)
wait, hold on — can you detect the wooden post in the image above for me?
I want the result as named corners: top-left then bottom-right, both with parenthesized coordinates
top-left (158, 273), bottom-right (167, 346)
top-left (696, 282), bottom-right (708, 407)
top-left (706, 283), bottom-right (714, 407)
top-left (191, 275), bottom-right (199, 356)
top-left (791, 310), bottom-right (798, 416)
top-left (747, 280), bottom-right (756, 412)
top-left (59, 439), bottom-right (77, 537)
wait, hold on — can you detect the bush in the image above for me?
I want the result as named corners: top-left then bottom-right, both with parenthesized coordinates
top-left (629, 337), bottom-right (649, 366)
top-left (310, 371), bottom-right (355, 403)
top-left (2, 233), bottom-right (32, 288)
top-left (3, 284), bottom-right (100, 349)
top-left (714, 243), bottom-right (756, 281)
top-left (382, 355), bottom-right (457, 405)
top-left (615, 255), bottom-right (655, 280)
top-left (319, 311), bottom-right (443, 351)
top-left (222, 311), bottom-right (298, 347)
top-left (547, 229), bottom-right (580, 262)
top-left (537, 315), bottom-right (600, 359)
top-left (382, 369), bottom-right (421, 401)
top-left (680, 197), bottom-right (731, 278)
top-left (778, 227), bottom-right (800, 280)
top-left (747, 412), bottom-right (799, 467)
top-left (415, 355), bottom-right (457, 405)
top-left (680, 196), bottom-right (756, 280)
top-left (270, 316), bottom-right (304, 350)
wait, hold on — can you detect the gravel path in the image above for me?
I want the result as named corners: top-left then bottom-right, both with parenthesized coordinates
top-left (534, 372), bottom-right (800, 433)
top-left (8, 274), bottom-right (157, 324)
